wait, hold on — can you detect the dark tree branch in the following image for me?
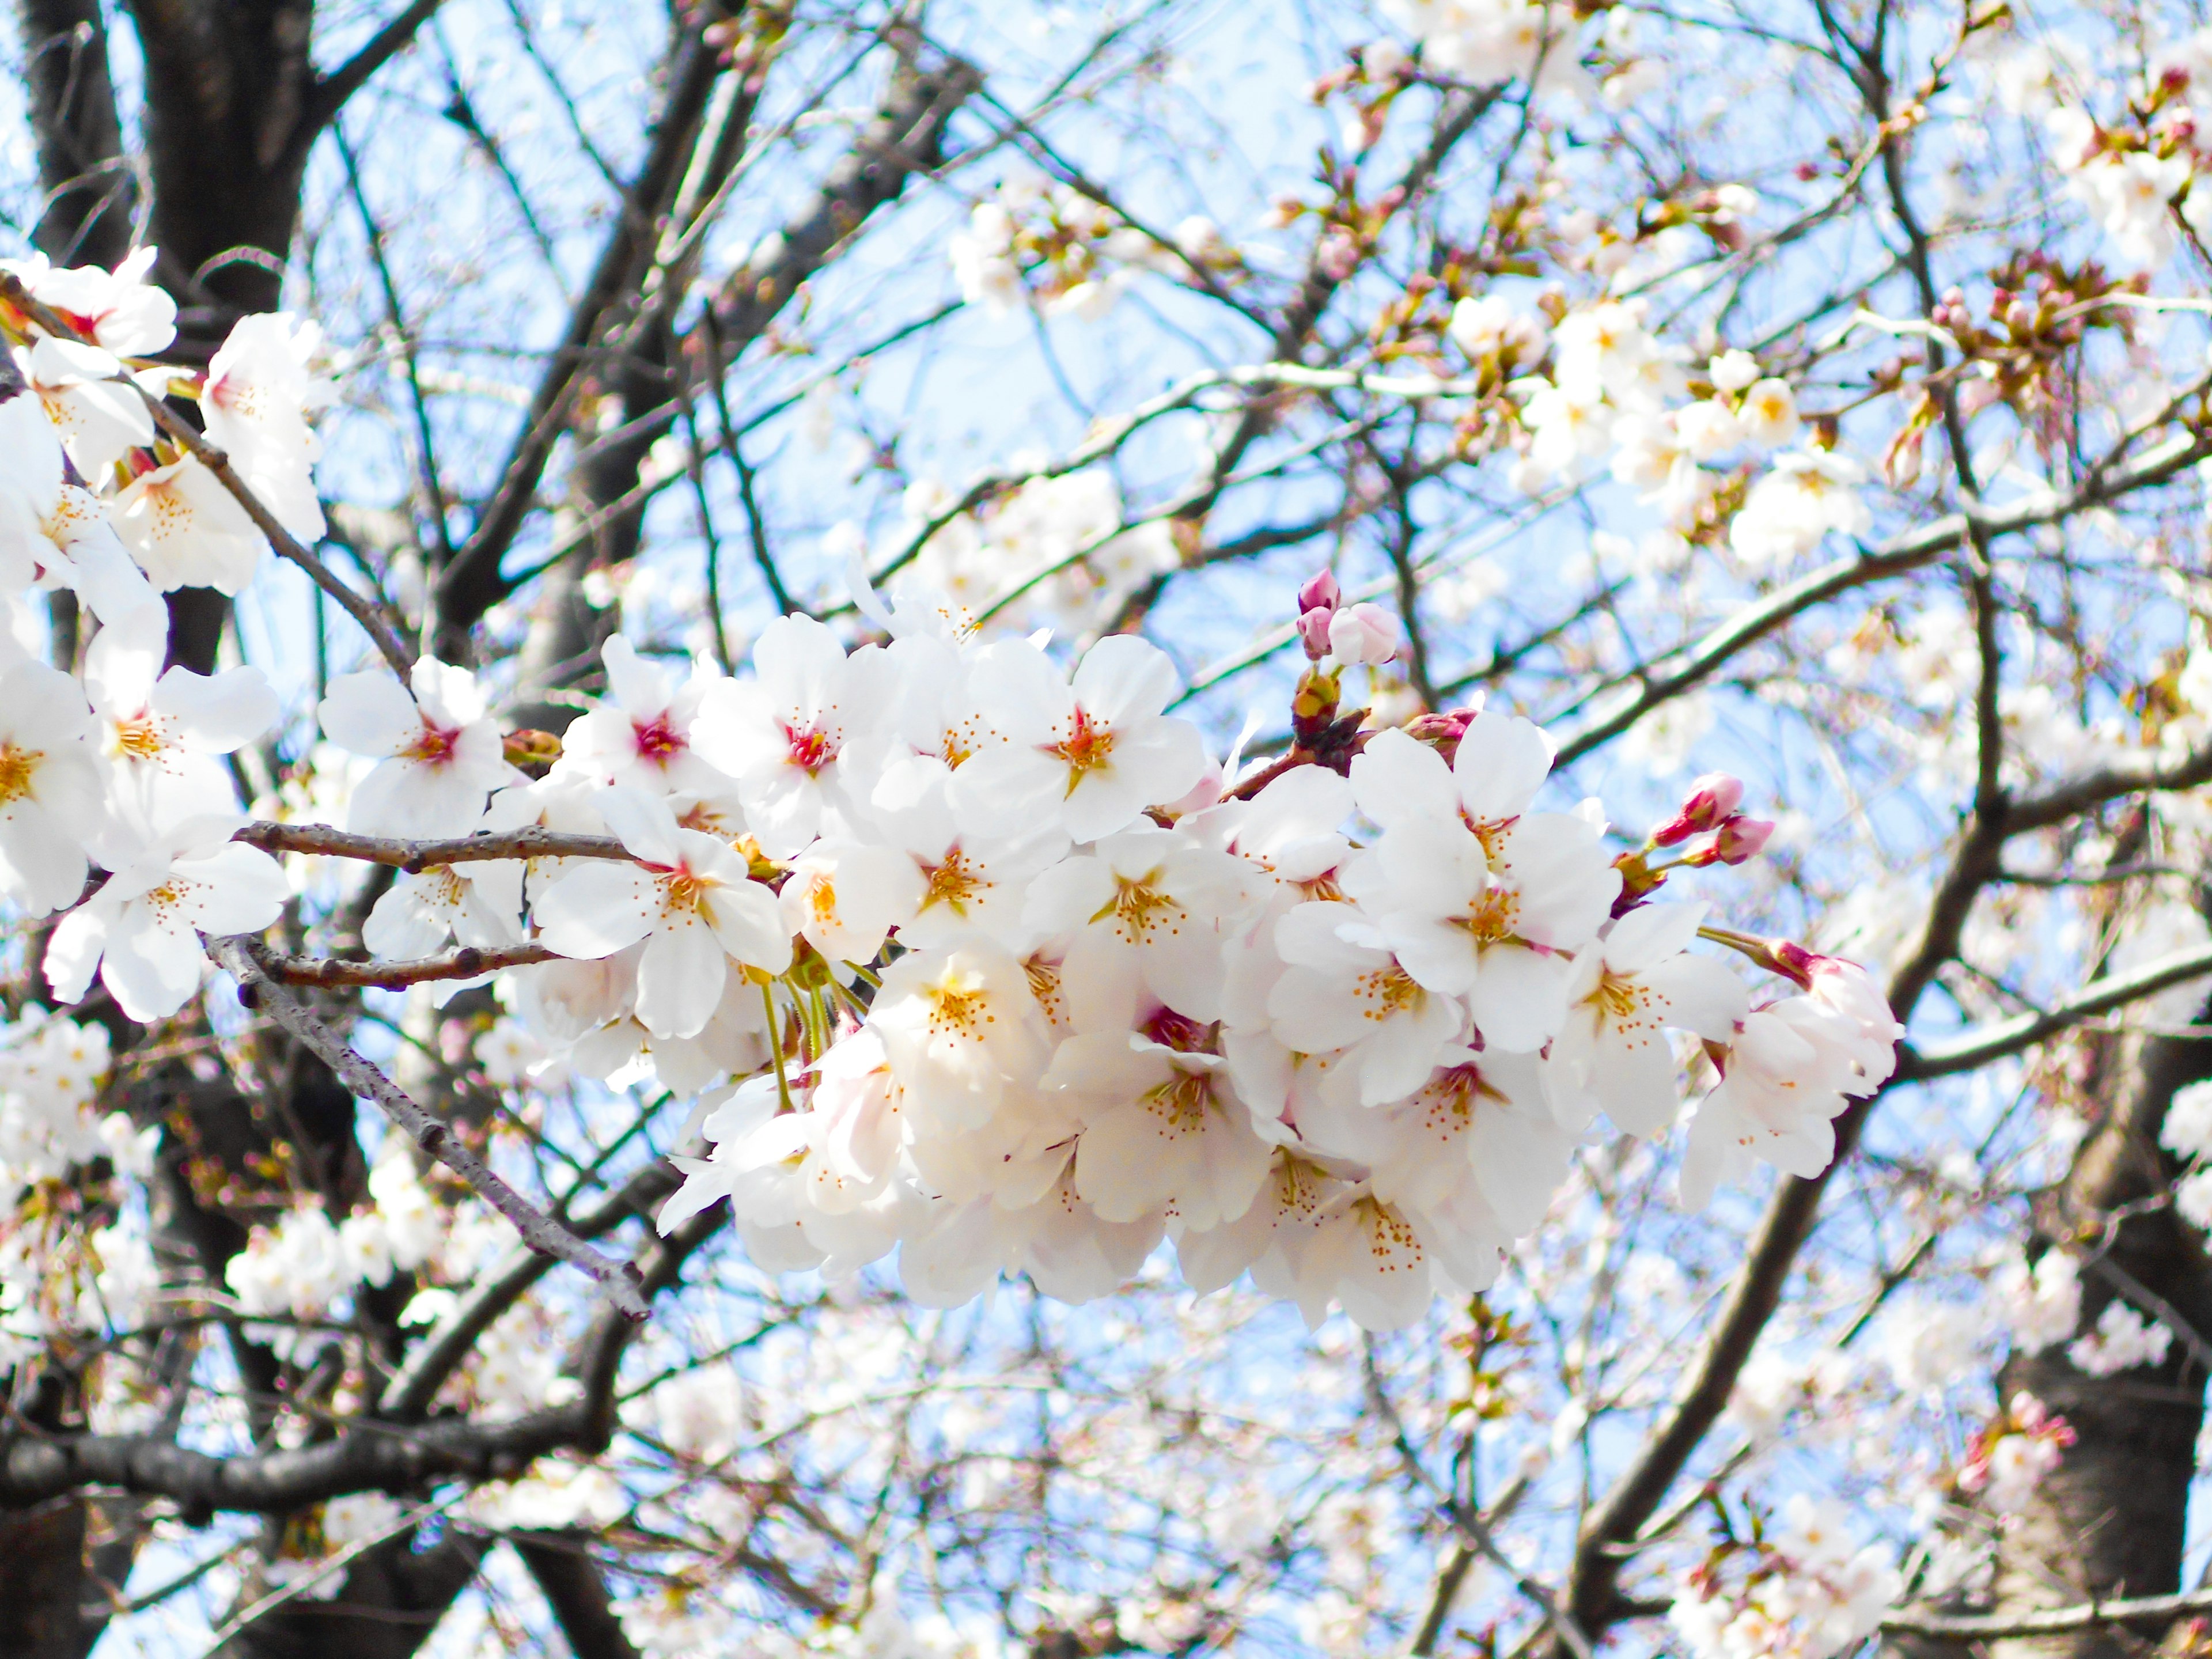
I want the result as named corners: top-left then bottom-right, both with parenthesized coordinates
top-left (207, 937), bottom-right (651, 1323)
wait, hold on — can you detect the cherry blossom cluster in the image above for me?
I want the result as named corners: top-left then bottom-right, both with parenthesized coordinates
top-left (1668, 1495), bottom-right (1903, 1659)
top-left (0, 248), bottom-right (1909, 1336)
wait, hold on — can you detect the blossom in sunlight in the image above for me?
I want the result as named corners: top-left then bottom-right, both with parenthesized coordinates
top-left (113, 453), bottom-right (267, 594)
top-left (951, 634), bottom-right (1207, 843)
top-left (83, 601), bottom-right (276, 824)
top-left (46, 813), bottom-right (288, 1020)
top-left (0, 392), bottom-right (157, 623)
top-left (200, 311), bottom-right (328, 542)
top-left (319, 658), bottom-right (516, 838)
top-left (533, 786), bottom-right (790, 1039)
top-left (10, 246), bottom-right (177, 354)
top-left (0, 659), bottom-right (102, 915)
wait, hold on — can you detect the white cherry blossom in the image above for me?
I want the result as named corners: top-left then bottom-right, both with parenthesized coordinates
top-left (690, 613), bottom-right (889, 856)
top-left (553, 635), bottom-right (730, 796)
top-left (952, 634), bottom-right (1206, 843)
top-left (0, 658), bottom-right (101, 915)
top-left (532, 786), bottom-right (790, 1040)
top-left (318, 658), bottom-right (516, 838)
top-left (113, 453), bottom-right (266, 594)
top-left (200, 311), bottom-right (327, 541)
top-left (1544, 903), bottom-right (1749, 1135)
top-left (0, 392), bottom-right (157, 622)
top-left (46, 812), bottom-right (287, 1020)
top-left (83, 602), bottom-right (276, 827)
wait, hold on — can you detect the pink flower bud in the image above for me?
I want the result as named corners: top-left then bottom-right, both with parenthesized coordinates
top-left (1404, 703), bottom-right (1481, 762)
top-left (1297, 607), bottom-right (1335, 660)
top-left (1297, 570), bottom-right (1341, 615)
top-left (1712, 814), bottom-right (1774, 864)
top-left (1327, 602), bottom-right (1403, 666)
top-left (1650, 773), bottom-right (1745, 846)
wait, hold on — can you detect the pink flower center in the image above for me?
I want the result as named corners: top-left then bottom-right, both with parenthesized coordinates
top-left (786, 724), bottom-right (833, 774)
top-left (402, 721), bottom-right (461, 767)
top-left (634, 713), bottom-right (686, 763)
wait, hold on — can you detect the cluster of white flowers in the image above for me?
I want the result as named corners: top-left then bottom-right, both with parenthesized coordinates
top-left (0, 251), bottom-right (305, 1022)
top-left (0, 1013), bottom-right (149, 1199)
top-left (1490, 298), bottom-right (1863, 568)
top-left (224, 1153), bottom-right (445, 1343)
top-left (2066, 1299), bottom-right (2173, 1377)
top-left (1989, 1248), bottom-right (2082, 1354)
top-left (0, 248), bottom-right (1904, 1336)
top-left (1669, 1495), bottom-right (1902, 1659)
top-left (1997, 28), bottom-right (2212, 269)
top-left (1957, 1392), bottom-right (2074, 1517)
top-left (2162, 1077), bottom-right (2212, 1227)
top-left (885, 470), bottom-right (1178, 637)
top-left (1378, 0), bottom-right (1592, 94)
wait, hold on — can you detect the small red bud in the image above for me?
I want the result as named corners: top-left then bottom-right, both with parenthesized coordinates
top-left (1650, 772), bottom-right (1745, 846)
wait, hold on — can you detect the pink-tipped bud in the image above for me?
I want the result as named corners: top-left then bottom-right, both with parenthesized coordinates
top-left (1406, 703), bottom-right (1481, 762)
top-left (1297, 570), bottom-right (1341, 615)
top-left (1770, 938), bottom-right (1820, 986)
top-left (1650, 772), bottom-right (1745, 846)
top-left (1711, 814), bottom-right (1774, 865)
top-left (1298, 607), bottom-right (1335, 660)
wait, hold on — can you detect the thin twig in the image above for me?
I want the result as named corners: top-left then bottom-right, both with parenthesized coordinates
top-left (206, 935), bottom-right (650, 1323)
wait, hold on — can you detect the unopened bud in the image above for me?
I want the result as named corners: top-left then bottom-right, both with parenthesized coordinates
top-left (1405, 704), bottom-right (1480, 763)
top-left (1327, 601), bottom-right (1404, 666)
top-left (1711, 814), bottom-right (1774, 864)
top-left (1297, 569), bottom-right (1342, 615)
top-left (1650, 772), bottom-right (1744, 846)
top-left (1298, 607), bottom-right (1335, 660)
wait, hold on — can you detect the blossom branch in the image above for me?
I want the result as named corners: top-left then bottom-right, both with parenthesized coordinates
top-left (255, 941), bottom-right (562, 990)
top-left (0, 267), bottom-right (418, 677)
top-left (206, 935), bottom-right (650, 1323)
top-left (232, 820), bottom-right (634, 869)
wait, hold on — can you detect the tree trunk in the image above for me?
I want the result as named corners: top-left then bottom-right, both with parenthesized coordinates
top-left (1900, 1017), bottom-right (2212, 1659)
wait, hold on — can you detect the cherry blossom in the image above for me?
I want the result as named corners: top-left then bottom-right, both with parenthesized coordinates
top-left (554, 635), bottom-right (730, 796)
top-left (12, 246), bottom-right (177, 355)
top-left (1545, 903), bottom-right (1748, 1136)
top-left (0, 658), bottom-right (101, 915)
top-left (0, 392), bottom-right (157, 622)
top-left (45, 813), bottom-right (287, 1020)
top-left (318, 658), bottom-right (516, 838)
top-left (532, 786), bottom-right (790, 1040)
top-left (691, 614), bottom-right (888, 856)
top-left (952, 634), bottom-right (1207, 842)
top-left (82, 601), bottom-right (276, 826)
top-left (113, 453), bottom-right (266, 594)
top-left (199, 311), bottom-right (327, 541)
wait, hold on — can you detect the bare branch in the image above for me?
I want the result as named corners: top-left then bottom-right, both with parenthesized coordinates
top-left (304, 0), bottom-right (448, 133)
top-left (256, 941), bottom-right (561, 990)
top-left (233, 820), bottom-right (634, 869)
top-left (1879, 1587), bottom-right (2212, 1640)
top-left (206, 935), bottom-right (650, 1323)
top-left (1899, 942), bottom-right (2212, 1081)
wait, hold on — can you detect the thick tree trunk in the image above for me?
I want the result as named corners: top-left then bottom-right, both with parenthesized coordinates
top-left (1899, 1018), bottom-right (2212, 1659)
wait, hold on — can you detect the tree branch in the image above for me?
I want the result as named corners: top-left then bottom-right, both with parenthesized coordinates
top-left (206, 935), bottom-right (650, 1323)
top-left (304, 0), bottom-right (447, 134)
top-left (1897, 942), bottom-right (2212, 1082)
top-left (233, 821), bottom-right (634, 869)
